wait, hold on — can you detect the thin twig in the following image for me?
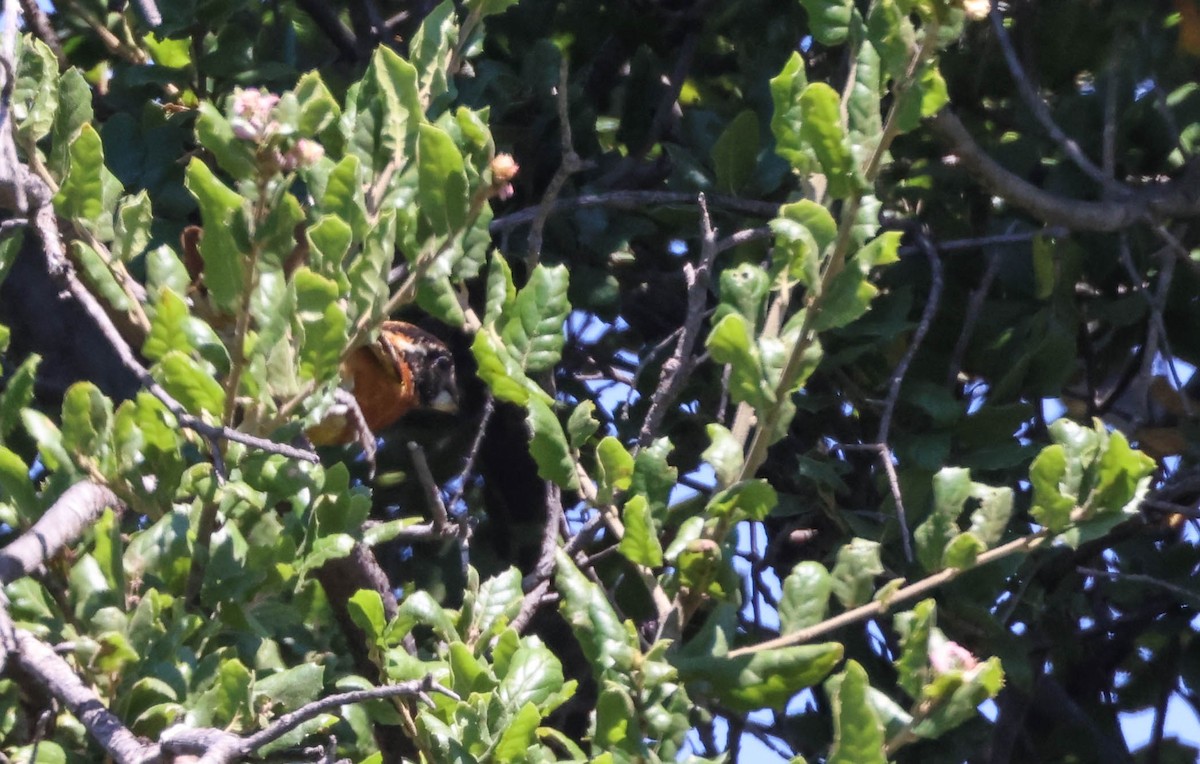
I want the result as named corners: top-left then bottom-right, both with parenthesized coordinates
top-left (490, 190), bottom-right (781, 234)
top-left (989, 9), bottom-right (1121, 193)
top-left (946, 249), bottom-right (1001, 387)
top-left (242, 677), bottom-right (458, 753)
top-left (728, 532), bottom-right (1048, 656)
top-left (527, 56), bottom-right (586, 268)
top-left (907, 226), bottom-right (1070, 256)
top-left (16, 0), bottom-right (66, 67)
top-left (637, 193), bottom-right (719, 449)
top-left (447, 395), bottom-right (493, 573)
top-left (513, 483), bottom-right (565, 632)
top-left (715, 226), bottom-right (772, 253)
top-left (878, 234), bottom-right (942, 446)
top-left (872, 233), bottom-right (943, 561)
top-left (1077, 567), bottom-right (1200, 608)
top-left (335, 387), bottom-right (378, 474)
top-left (130, 0), bottom-right (163, 26)
top-left (407, 441), bottom-right (450, 531)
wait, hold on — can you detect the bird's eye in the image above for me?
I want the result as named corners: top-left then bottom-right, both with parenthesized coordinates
top-left (433, 355), bottom-right (452, 371)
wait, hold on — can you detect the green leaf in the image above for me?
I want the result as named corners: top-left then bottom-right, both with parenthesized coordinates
top-left (800, 0), bottom-right (854, 45)
top-left (896, 64), bottom-right (949, 134)
top-left (912, 657), bottom-right (1005, 739)
top-left (567, 400), bottom-right (601, 448)
top-left (347, 210), bottom-right (396, 324)
top-left (417, 124), bottom-right (470, 235)
top-left (114, 392), bottom-right (185, 512)
top-left (184, 158), bottom-right (246, 311)
top-left (391, 591), bottom-right (460, 643)
top-left (113, 192), bottom-right (154, 263)
top-left (144, 33), bottom-right (191, 68)
top-left (830, 538), bottom-right (883, 608)
top-left (321, 156), bottom-right (369, 241)
top-left (306, 215), bottom-right (354, 278)
top-left (781, 199), bottom-right (838, 256)
top-left (470, 329), bottom-right (550, 406)
top-left (415, 270), bottom-right (467, 328)
top-left (1028, 444), bottom-right (1074, 532)
top-left (702, 424), bottom-right (743, 488)
top-left (968, 484), bottom-right (1013, 547)
top-left (707, 313), bottom-right (769, 410)
top-left (294, 268), bottom-right (348, 383)
top-left (812, 231), bottom-right (901, 331)
top-left (555, 549), bottom-right (636, 676)
top-left (468, 568), bottom-right (523, 639)
top-left (355, 47), bottom-right (423, 172)
top-left (347, 589), bottom-right (387, 645)
top-left (73, 241), bottom-right (130, 312)
top-left (50, 68), bottom-right (93, 177)
top-left (769, 52), bottom-right (810, 168)
top-left (484, 252), bottom-right (517, 326)
top-left (712, 109), bottom-right (760, 193)
top-left (156, 350), bottom-right (226, 416)
top-left (498, 642), bottom-right (565, 710)
top-left (55, 123), bottom-right (121, 241)
top-left (1091, 430), bottom-right (1155, 516)
top-left (595, 686), bottom-right (640, 755)
top-left (294, 71), bottom-right (341, 137)
top-left (495, 702), bottom-right (542, 762)
top-left (468, 0), bottom-right (520, 17)
top-left (866, 0), bottom-right (914, 80)
top-left (629, 437), bottom-right (677, 518)
top-left (144, 288), bottom-right (192, 362)
top-left (826, 660), bottom-right (887, 764)
top-left (848, 33), bottom-right (885, 146)
top-left (779, 561), bottom-right (834, 632)
top-left (14, 37), bottom-right (58, 144)
top-left (706, 479), bottom-right (777, 523)
top-left (255, 664), bottom-right (325, 712)
top-left (674, 643), bottom-right (844, 712)
top-left (942, 532), bottom-right (985, 569)
top-left (717, 262), bottom-right (771, 325)
top-left (799, 83), bottom-right (856, 197)
top-left (146, 245), bottom-right (191, 297)
top-left (502, 264), bottom-right (571, 372)
top-left (0, 355), bottom-right (38, 442)
top-left (0, 447), bottom-right (37, 518)
top-left (595, 436), bottom-right (634, 504)
top-left (526, 397), bottom-right (580, 491)
top-left (618, 495), bottom-right (663, 567)
top-left (195, 102), bottom-right (256, 180)
top-left (914, 467), bottom-right (972, 573)
top-left (21, 409), bottom-right (71, 473)
top-left (893, 599), bottom-right (935, 697)
top-left (193, 658), bottom-right (254, 729)
top-left (411, 0), bottom-right (460, 111)
top-left (771, 213), bottom-right (821, 290)
top-left (61, 382), bottom-right (113, 462)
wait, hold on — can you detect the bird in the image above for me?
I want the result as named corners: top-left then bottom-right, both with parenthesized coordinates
top-left (307, 321), bottom-right (458, 446)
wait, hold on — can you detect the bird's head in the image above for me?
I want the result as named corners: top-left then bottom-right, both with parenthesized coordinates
top-left (372, 321), bottom-right (459, 415)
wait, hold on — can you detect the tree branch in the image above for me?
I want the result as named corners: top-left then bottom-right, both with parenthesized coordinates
top-left (637, 193), bottom-right (719, 449)
top-left (490, 191), bottom-right (781, 234)
top-left (0, 481), bottom-right (123, 585)
top-left (0, 608), bottom-right (158, 764)
top-left (929, 108), bottom-right (1200, 232)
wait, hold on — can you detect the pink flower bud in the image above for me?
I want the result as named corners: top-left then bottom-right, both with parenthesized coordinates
top-left (962, 0), bottom-right (990, 21)
top-left (929, 639), bottom-right (979, 674)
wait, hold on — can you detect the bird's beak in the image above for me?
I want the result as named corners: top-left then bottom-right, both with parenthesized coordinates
top-left (429, 388), bottom-right (458, 414)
